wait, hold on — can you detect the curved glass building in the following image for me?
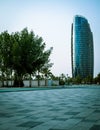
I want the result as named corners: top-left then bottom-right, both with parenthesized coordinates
top-left (71, 15), bottom-right (94, 79)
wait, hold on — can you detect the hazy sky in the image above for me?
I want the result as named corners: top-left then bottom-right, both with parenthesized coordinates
top-left (0, 0), bottom-right (100, 77)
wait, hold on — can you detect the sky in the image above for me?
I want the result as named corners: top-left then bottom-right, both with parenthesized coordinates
top-left (0, 0), bottom-right (100, 77)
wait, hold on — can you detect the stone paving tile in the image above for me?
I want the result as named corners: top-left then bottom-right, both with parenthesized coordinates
top-left (18, 121), bottom-right (44, 128)
top-left (74, 109), bottom-right (95, 118)
top-left (95, 119), bottom-right (100, 125)
top-left (89, 124), bottom-right (100, 130)
top-left (0, 123), bottom-right (28, 130)
top-left (30, 120), bottom-right (63, 130)
top-left (0, 86), bottom-right (100, 130)
top-left (85, 112), bottom-right (100, 121)
top-left (51, 118), bottom-right (82, 129)
top-left (70, 122), bottom-right (94, 130)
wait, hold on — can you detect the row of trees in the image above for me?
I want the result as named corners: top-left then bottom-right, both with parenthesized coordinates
top-left (0, 28), bottom-right (53, 87)
top-left (57, 73), bottom-right (100, 85)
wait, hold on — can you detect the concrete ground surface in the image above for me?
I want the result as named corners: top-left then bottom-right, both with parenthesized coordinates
top-left (0, 85), bottom-right (100, 130)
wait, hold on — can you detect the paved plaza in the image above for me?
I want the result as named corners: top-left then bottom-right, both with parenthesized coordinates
top-left (0, 86), bottom-right (100, 130)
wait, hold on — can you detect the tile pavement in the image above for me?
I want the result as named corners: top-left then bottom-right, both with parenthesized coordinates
top-left (0, 86), bottom-right (100, 130)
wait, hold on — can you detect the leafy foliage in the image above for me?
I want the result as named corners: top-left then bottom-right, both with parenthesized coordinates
top-left (94, 73), bottom-right (100, 84)
top-left (0, 28), bottom-right (53, 87)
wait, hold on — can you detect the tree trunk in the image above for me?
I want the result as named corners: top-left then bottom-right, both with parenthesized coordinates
top-left (11, 69), bottom-right (13, 87)
top-left (1, 71), bottom-right (4, 87)
top-left (45, 78), bottom-right (48, 86)
top-left (37, 77), bottom-right (40, 87)
top-left (6, 77), bottom-right (8, 87)
top-left (37, 71), bottom-right (40, 87)
top-left (13, 73), bottom-right (24, 87)
top-left (29, 74), bottom-right (32, 87)
top-left (6, 73), bottom-right (8, 87)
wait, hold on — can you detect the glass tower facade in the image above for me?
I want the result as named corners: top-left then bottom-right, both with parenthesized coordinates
top-left (71, 15), bottom-right (94, 78)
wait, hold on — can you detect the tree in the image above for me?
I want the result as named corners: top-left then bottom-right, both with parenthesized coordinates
top-left (83, 75), bottom-right (93, 84)
top-left (59, 73), bottom-right (66, 85)
top-left (94, 73), bottom-right (100, 84)
top-left (13, 28), bottom-right (53, 87)
top-left (34, 46), bottom-right (53, 86)
top-left (73, 75), bottom-right (82, 84)
top-left (0, 31), bottom-right (13, 86)
top-left (40, 62), bottom-right (53, 86)
top-left (0, 28), bottom-right (53, 87)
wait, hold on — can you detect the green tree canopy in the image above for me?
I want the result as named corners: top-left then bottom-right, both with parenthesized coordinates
top-left (0, 28), bottom-right (53, 87)
top-left (94, 73), bottom-right (100, 84)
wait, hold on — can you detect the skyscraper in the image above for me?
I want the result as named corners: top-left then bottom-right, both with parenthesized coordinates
top-left (71, 15), bottom-right (94, 79)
